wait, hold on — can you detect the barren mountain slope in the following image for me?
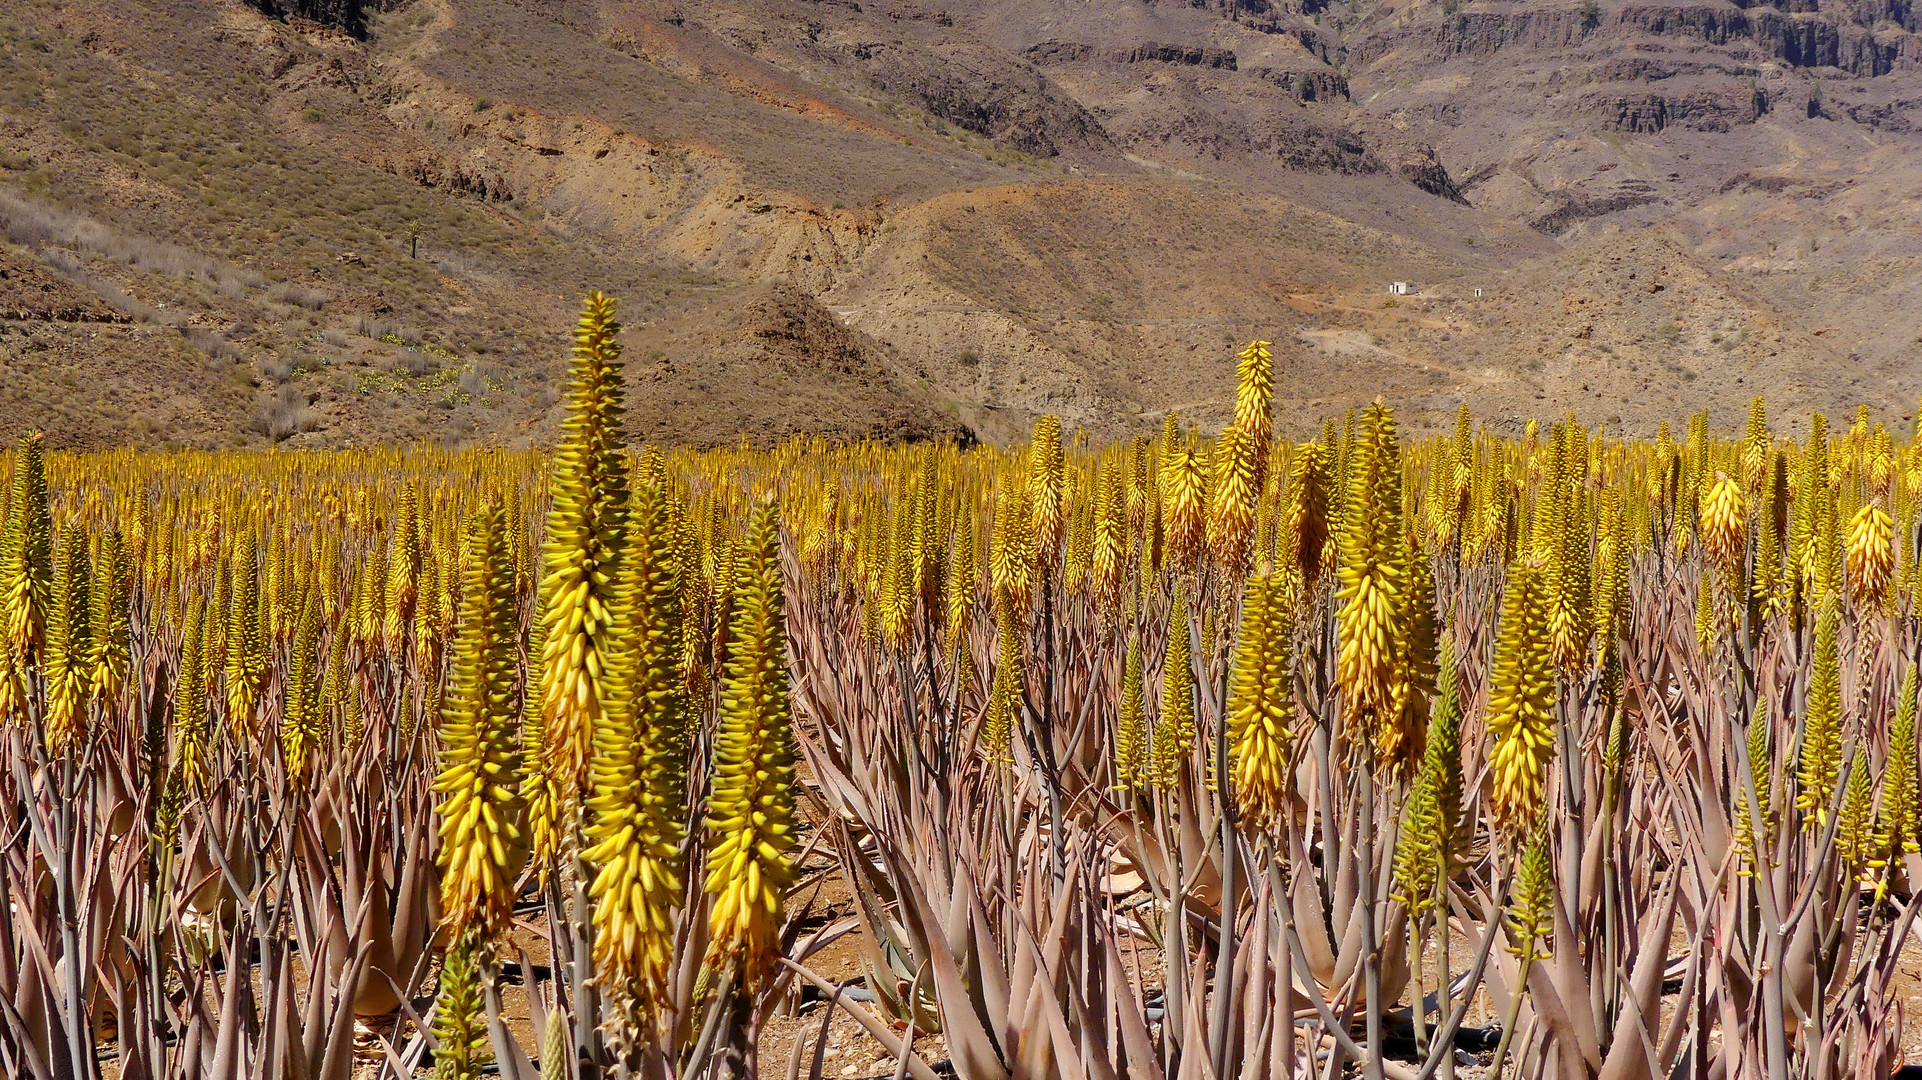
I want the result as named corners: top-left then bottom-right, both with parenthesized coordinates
top-left (1332, 0), bottom-right (1922, 394)
top-left (0, 0), bottom-right (1917, 449)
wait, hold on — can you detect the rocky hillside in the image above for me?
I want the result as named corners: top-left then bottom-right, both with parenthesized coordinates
top-left (0, 0), bottom-right (1916, 449)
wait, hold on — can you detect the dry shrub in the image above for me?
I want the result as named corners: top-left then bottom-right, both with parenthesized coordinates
top-left (0, 186), bottom-right (263, 291)
top-left (181, 327), bottom-right (242, 363)
top-left (265, 281), bottom-right (330, 310)
top-left (250, 383), bottom-right (319, 440)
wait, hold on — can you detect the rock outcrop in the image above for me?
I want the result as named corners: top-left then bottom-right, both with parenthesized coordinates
top-left (249, 0), bottom-right (370, 38)
top-left (1347, 2), bottom-right (1922, 76)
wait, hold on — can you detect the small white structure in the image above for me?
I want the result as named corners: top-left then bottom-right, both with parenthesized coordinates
top-left (1388, 281), bottom-right (1417, 296)
top-left (1473, 287), bottom-right (1484, 298)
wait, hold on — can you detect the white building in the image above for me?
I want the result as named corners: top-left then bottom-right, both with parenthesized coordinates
top-left (1388, 281), bottom-right (1416, 296)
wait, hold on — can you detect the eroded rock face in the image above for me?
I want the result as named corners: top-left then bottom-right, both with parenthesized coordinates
top-left (1348, 2), bottom-right (1922, 76)
top-left (1351, 131), bottom-right (1466, 202)
top-left (1348, 6), bottom-right (1596, 64)
top-left (1027, 41), bottom-right (1239, 69)
top-left (846, 42), bottom-right (1113, 158)
top-left (1320, 0), bottom-right (1922, 247)
top-left (250, 0), bottom-right (370, 38)
top-left (1580, 86), bottom-right (1769, 134)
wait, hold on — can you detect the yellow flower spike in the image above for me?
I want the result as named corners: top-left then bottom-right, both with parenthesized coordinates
top-left (989, 475), bottom-right (1034, 617)
top-left (910, 450), bottom-right (945, 612)
top-left (1479, 466), bottom-right (1510, 566)
top-left (1161, 442), bottom-right (1207, 579)
top-left (1841, 407), bottom-right (1868, 490)
top-left (1506, 821), bottom-right (1556, 962)
top-left (1227, 572), bottom-right (1295, 831)
top-left (1649, 421), bottom-right (1674, 514)
top-left (224, 536), bottom-right (267, 736)
top-left (1881, 667), bottom-right (1919, 859)
top-left (944, 514), bottom-right (978, 658)
top-left (126, 493), bottom-right (152, 577)
top-left (1485, 560), bottom-right (1555, 835)
top-left (1589, 489), bottom-right (1627, 643)
top-left (86, 530), bottom-right (131, 708)
top-left (1128, 433), bottom-right (1155, 534)
top-left (1208, 425), bottom-right (1259, 583)
top-left (539, 1008), bottom-right (571, 1080)
top-left (431, 934), bottom-right (492, 1080)
top-left (1283, 441), bottom-right (1330, 588)
top-left (1160, 411), bottom-right (1182, 460)
top-left (981, 590), bottom-right (1024, 767)
top-left (1790, 413), bottom-right (1829, 604)
top-left (263, 529), bottom-right (291, 644)
top-left (1335, 401), bottom-right (1405, 762)
top-left (1395, 641), bottom-right (1466, 915)
top-left (1742, 396), bottom-right (1771, 495)
top-left (416, 546), bottom-right (452, 719)
top-left (43, 523), bottom-right (92, 756)
top-left (1138, 472), bottom-right (1163, 585)
top-left (434, 501), bottom-right (529, 946)
top-left (878, 506), bottom-right (913, 649)
top-left (319, 624), bottom-right (353, 747)
top-left (1814, 474), bottom-right (1842, 606)
top-left (1796, 598), bottom-right (1843, 829)
top-left (710, 531), bottom-right (744, 668)
top-left (585, 479), bottom-right (687, 1017)
top-left (357, 545), bottom-right (388, 651)
top-left (1232, 341), bottom-right (1274, 446)
top-left (0, 432), bottom-right (52, 676)
top-left (1752, 456), bottom-right (1786, 619)
top-left (1535, 423), bottom-right (1592, 672)
top-left (1689, 579), bottom-right (1710, 663)
top-left (703, 500), bottom-right (798, 993)
top-left (1838, 746), bottom-right (1876, 881)
top-left (1385, 546), bottom-right (1439, 773)
top-left (1029, 415), bottom-right (1065, 572)
top-left (1451, 401), bottom-right (1474, 500)
top-left (176, 596), bottom-right (211, 790)
top-left (1394, 772), bottom-right (1441, 922)
top-left (537, 293), bottom-right (632, 822)
top-left (521, 593), bottom-right (564, 872)
top-left (279, 595), bottom-right (323, 784)
top-left (1699, 472), bottom-right (1747, 592)
top-left (1152, 582), bottom-right (1196, 788)
top-left (636, 445), bottom-right (668, 493)
top-left (1846, 497), bottom-right (1895, 612)
top-left (1063, 468), bottom-right (1093, 595)
top-left (1114, 633), bottom-right (1148, 793)
top-left (1734, 699), bottom-right (1775, 875)
top-left (1090, 460), bottom-right (1126, 623)
top-left (385, 486), bottom-right (423, 645)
